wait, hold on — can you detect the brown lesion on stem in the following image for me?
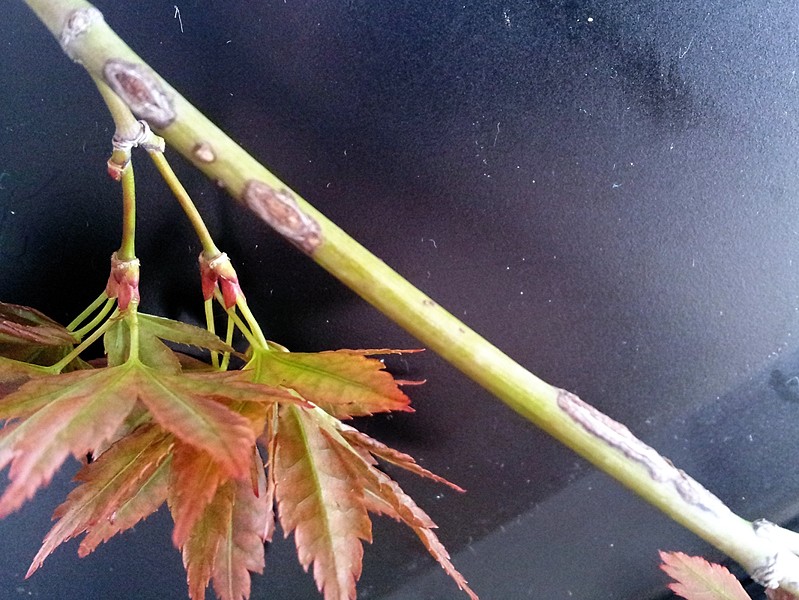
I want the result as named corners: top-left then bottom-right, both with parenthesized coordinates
top-left (241, 180), bottom-right (322, 253)
top-left (556, 388), bottom-right (728, 513)
top-left (192, 142), bottom-right (216, 164)
top-left (103, 60), bottom-right (176, 129)
top-left (60, 7), bottom-right (103, 60)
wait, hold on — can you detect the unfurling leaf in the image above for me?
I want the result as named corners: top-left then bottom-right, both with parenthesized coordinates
top-left (248, 348), bottom-right (415, 418)
top-left (659, 551), bottom-right (750, 600)
top-left (0, 295), bottom-right (472, 600)
top-left (274, 405), bottom-right (373, 600)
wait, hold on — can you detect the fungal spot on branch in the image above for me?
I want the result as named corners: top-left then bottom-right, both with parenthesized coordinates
top-left (103, 61), bottom-right (176, 129)
top-left (557, 389), bottom-right (727, 512)
top-left (192, 142), bottom-right (216, 164)
top-left (242, 181), bottom-right (322, 253)
top-left (60, 7), bottom-right (104, 60)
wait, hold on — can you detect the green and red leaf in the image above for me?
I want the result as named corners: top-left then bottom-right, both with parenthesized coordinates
top-left (0, 365), bottom-right (141, 516)
top-left (169, 441), bottom-right (228, 548)
top-left (326, 427), bottom-right (477, 599)
top-left (28, 424), bottom-right (172, 574)
top-left (0, 302), bottom-right (77, 363)
top-left (274, 405), bottom-right (372, 600)
top-left (341, 426), bottom-right (465, 492)
top-left (133, 367), bottom-right (295, 478)
top-left (248, 348), bottom-right (415, 419)
top-left (211, 455), bottom-right (269, 600)
top-left (659, 551), bottom-right (750, 600)
top-left (183, 480), bottom-right (236, 600)
top-left (182, 451), bottom-right (269, 600)
top-left (0, 357), bottom-right (51, 399)
top-left (0, 298), bottom-right (473, 600)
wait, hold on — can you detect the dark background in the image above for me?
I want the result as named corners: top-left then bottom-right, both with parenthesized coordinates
top-left (2, 1), bottom-right (799, 598)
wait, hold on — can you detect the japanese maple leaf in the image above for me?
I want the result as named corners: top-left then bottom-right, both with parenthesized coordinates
top-left (273, 404), bottom-right (373, 600)
top-left (247, 348), bottom-right (418, 418)
top-left (182, 449), bottom-right (270, 600)
top-left (105, 312), bottom-right (237, 374)
top-left (0, 361), bottom-right (293, 517)
top-left (0, 301), bottom-right (77, 364)
top-left (659, 551), bottom-right (750, 600)
top-left (0, 366), bottom-right (140, 517)
top-left (325, 421), bottom-right (477, 600)
top-left (268, 403), bottom-right (477, 600)
top-left (169, 440), bottom-right (230, 548)
top-left (28, 423), bottom-right (173, 575)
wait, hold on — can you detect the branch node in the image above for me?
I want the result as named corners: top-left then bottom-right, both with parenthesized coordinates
top-left (112, 120), bottom-right (162, 153)
top-left (60, 7), bottom-right (103, 60)
top-left (751, 520), bottom-right (799, 590)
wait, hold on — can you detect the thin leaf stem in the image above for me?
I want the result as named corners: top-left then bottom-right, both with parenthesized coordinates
top-left (213, 290), bottom-right (258, 349)
top-left (127, 305), bottom-right (140, 361)
top-left (234, 297), bottom-right (269, 349)
top-left (205, 298), bottom-right (220, 369)
top-left (46, 309), bottom-right (119, 374)
top-left (71, 297), bottom-right (116, 340)
top-left (220, 316), bottom-right (234, 371)
top-left (66, 291), bottom-right (109, 332)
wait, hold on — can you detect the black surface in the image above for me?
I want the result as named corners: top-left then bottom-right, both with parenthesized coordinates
top-left (2, 1), bottom-right (799, 599)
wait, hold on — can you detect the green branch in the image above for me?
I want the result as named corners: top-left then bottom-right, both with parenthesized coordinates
top-left (20, 0), bottom-right (799, 594)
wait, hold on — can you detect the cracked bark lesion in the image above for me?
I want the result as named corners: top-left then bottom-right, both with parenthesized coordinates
top-left (241, 180), bottom-right (322, 253)
top-left (556, 388), bottom-right (728, 513)
top-left (59, 7), bottom-right (103, 59)
top-left (557, 387), bottom-right (799, 592)
top-left (103, 60), bottom-right (176, 129)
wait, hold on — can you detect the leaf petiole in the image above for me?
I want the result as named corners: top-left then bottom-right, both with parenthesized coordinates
top-left (127, 305), bottom-right (141, 362)
top-left (45, 309), bottom-right (120, 374)
top-left (219, 313), bottom-right (235, 371)
top-left (211, 289), bottom-right (259, 350)
top-left (71, 297), bottom-right (117, 340)
top-left (204, 298), bottom-right (220, 369)
top-left (66, 292), bottom-right (109, 332)
top-left (233, 296), bottom-right (269, 350)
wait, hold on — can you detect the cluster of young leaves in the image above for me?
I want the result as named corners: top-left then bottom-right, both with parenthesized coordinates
top-left (0, 301), bottom-right (477, 600)
top-left (659, 551), bottom-right (798, 600)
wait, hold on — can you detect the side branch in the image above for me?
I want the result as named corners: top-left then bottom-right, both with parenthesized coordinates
top-left (21, 0), bottom-right (799, 593)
